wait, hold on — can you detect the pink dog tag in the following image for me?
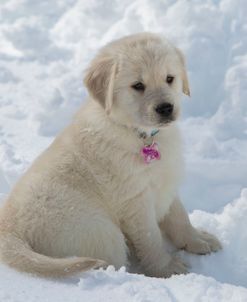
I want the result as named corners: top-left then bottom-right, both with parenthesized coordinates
top-left (141, 142), bottom-right (161, 164)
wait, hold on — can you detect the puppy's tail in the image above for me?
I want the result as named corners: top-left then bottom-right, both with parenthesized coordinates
top-left (0, 232), bottom-right (107, 277)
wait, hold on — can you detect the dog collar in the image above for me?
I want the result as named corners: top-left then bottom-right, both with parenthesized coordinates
top-left (137, 129), bottom-right (161, 164)
top-left (111, 120), bottom-right (161, 164)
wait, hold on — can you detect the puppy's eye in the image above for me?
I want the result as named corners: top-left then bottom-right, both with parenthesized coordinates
top-left (166, 75), bottom-right (174, 84)
top-left (131, 82), bottom-right (145, 91)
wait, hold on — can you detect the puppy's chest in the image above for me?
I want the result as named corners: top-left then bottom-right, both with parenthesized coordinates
top-left (111, 144), bottom-right (181, 221)
top-left (144, 159), bottom-right (179, 221)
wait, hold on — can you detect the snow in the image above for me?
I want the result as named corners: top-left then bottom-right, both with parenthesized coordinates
top-left (0, 0), bottom-right (247, 301)
top-left (1, 265), bottom-right (247, 302)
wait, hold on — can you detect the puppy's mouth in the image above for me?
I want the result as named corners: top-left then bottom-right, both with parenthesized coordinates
top-left (157, 115), bottom-right (176, 127)
top-left (137, 106), bottom-right (178, 129)
top-left (138, 116), bottom-right (176, 130)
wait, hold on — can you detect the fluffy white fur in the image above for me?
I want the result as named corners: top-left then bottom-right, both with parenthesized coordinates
top-left (0, 33), bottom-right (221, 278)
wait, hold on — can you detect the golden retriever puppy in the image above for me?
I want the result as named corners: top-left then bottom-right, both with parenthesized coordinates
top-left (0, 33), bottom-right (221, 278)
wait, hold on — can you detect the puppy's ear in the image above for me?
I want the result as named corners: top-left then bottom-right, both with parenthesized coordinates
top-left (84, 54), bottom-right (117, 114)
top-left (175, 48), bottom-right (190, 97)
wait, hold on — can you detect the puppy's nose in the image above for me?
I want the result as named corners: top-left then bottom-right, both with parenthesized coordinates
top-left (155, 103), bottom-right (174, 117)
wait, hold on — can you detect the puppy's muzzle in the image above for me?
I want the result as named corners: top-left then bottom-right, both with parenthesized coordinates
top-left (155, 103), bottom-right (174, 118)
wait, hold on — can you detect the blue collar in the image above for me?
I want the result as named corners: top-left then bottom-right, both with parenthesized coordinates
top-left (138, 129), bottom-right (159, 146)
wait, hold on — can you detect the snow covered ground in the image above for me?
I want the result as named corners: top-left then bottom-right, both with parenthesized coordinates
top-left (0, 0), bottom-right (247, 301)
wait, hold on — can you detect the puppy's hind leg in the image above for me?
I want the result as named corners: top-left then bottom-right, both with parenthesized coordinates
top-left (74, 216), bottom-right (129, 271)
top-left (95, 221), bottom-right (129, 270)
top-left (160, 197), bottom-right (222, 254)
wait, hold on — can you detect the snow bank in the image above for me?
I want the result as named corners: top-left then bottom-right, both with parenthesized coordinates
top-left (187, 189), bottom-right (247, 287)
top-left (0, 0), bottom-right (247, 300)
top-left (1, 264), bottom-right (247, 302)
top-left (0, 168), bottom-right (8, 202)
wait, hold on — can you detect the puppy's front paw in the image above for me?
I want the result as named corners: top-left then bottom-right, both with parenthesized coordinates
top-left (164, 256), bottom-right (188, 277)
top-left (185, 229), bottom-right (222, 255)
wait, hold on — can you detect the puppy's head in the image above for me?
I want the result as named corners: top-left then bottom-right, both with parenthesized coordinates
top-left (84, 33), bottom-right (190, 129)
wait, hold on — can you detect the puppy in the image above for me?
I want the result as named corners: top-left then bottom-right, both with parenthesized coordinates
top-left (0, 33), bottom-right (221, 278)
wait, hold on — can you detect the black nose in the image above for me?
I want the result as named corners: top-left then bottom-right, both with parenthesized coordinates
top-left (155, 103), bottom-right (174, 117)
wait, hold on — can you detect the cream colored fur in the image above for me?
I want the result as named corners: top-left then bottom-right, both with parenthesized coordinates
top-left (0, 33), bottom-right (221, 278)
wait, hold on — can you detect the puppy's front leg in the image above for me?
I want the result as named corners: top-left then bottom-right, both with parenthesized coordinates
top-left (122, 192), bottom-right (187, 278)
top-left (161, 197), bottom-right (222, 254)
